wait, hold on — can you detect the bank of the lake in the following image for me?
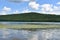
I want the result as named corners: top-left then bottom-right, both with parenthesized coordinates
top-left (0, 22), bottom-right (60, 29)
top-left (0, 24), bottom-right (60, 29)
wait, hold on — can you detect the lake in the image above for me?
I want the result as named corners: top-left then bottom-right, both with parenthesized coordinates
top-left (0, 28), bottom-right (60, 40)
top-left (1, 22), bottom-right (60, 25)
top-left (0, 22), bottom-right (60, 40)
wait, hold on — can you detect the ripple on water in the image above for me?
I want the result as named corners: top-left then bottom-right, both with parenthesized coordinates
top-left (0, 29), bottom-right (60, 40)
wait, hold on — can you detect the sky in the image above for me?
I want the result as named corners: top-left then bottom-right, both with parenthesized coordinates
top-left (0, 0), bottom-right (60, 15)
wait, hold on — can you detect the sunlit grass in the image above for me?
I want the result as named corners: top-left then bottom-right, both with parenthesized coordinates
top-left (0, 24), bottom-right (7, 28)
top-left (0, 24), bottom-right (60, 29)
top-left (9, 24), bottom-right (60, 29)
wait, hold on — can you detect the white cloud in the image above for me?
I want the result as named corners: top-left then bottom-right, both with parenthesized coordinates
top-left (0, 11), bottom-right (11, 15)
top-left (29, 1), bottom-right (40, 10)
top-left (53, 6), bottom-right (59, 10)
top-left (57, 2), bottom-right (60, 4)
top-left (53, 6), bottom-right (60, 12)
top-left (0, 6), bottom-right (11, 15)
top-left (2, 6), bottom-right (11, 12)
top-left (41, 4), bottom-right (53, 12)
top-left (22, 9), bottom-right (31, 13)
top-left (0, 11), bottom-right (7, 15)
top-left (47, 11), bottom-right (60, 15)
top-left (40, 4), bottom-right (60, 15)
top-left (50, 6), bottom-right (60, 15)
top-left (13, 10), bottom-right (20, 13)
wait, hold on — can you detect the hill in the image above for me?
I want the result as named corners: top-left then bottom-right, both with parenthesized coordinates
top-left (0, 12), bottom-right (60, 22)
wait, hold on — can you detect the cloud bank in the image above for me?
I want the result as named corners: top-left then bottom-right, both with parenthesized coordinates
top-left (0, 6), bottom-right (11, 15)
top-left (57, 2), bottom-right (60, 4)
top-left (29, 1), bottom-right (40, 10)
top-left (0, 0), bottom-right (60, 15)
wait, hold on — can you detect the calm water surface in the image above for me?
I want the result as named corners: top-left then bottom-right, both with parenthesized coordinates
top-left (0, 22), bottom-right (60, 40)
top-left (0, 29), bottom-right (60, 40)
top-left (0, 22), bottom-right (60, 24)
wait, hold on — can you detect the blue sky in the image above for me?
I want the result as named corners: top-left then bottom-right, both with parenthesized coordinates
top-left (0, 0), bottom-right (60, 15)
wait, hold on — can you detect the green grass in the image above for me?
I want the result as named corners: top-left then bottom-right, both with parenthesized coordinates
top-left (0, 24), bottom-right (8, 28)
top-left (8, 24), bottom-right (60, 29)
top-left (0, 24), bottom-right (60, 29)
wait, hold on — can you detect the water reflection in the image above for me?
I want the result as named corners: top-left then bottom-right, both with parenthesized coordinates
top-left (0, 29), bottom-right (60, 40)
top-left (1, 22), bottom-right (60, 25)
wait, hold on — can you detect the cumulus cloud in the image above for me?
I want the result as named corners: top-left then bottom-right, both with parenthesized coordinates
top-left (49, 12), bottom-right (60, 15)
top-left (51, 6), bottom-right (60, 15)
top-left (57, 2), bottom-right (60, 4)
top-left (0, 6), bottom-right (11, 15)
top-left (22, 9), bottom-right (31, 13)
top-left (29, 1), bottom-right (40, 10)
top-left (0, 11), bottom-right (7, 15)
top-left (41, 4), bottom-right (53, 12)
top-left (2, 6), bottom-right (11, 12)
top-left (40, 4), bottom-right (60, 15)
top-left (13, 10), bottom-right (20, 14)
top-left (53, 6), bottom-right (60, 11)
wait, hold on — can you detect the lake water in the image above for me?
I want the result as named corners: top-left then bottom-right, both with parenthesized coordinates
top-left (0, 28), bottom-right (60, 40)
top-left (0, 22), bottom-right (60, 25)
top-left (0, 22), bottom-right (60, 40)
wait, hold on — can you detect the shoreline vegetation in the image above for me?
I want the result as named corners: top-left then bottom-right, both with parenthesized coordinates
top-left (0, 24), bottom-right (60, 30)
top-left (0, 12), bottom-right (60, 22)
top-left (0, 12), bottom-right (60, 29)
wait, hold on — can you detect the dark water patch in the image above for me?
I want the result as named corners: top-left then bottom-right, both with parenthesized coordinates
top-left (9, 28), bottom-right (60, 31)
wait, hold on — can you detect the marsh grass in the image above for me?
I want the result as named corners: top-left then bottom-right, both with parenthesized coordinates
top-left (0, 24), bottom-right (60, 29)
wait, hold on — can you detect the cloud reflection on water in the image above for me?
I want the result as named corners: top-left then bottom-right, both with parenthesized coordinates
top-left (0, 29), bottom-right (60, 40)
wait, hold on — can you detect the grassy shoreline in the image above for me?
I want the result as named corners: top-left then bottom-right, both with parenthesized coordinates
top-left (0, 24), bottom-right (60, 29)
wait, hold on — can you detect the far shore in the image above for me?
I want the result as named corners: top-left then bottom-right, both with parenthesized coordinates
top-left (0, 24), bottom-right (60, 29)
